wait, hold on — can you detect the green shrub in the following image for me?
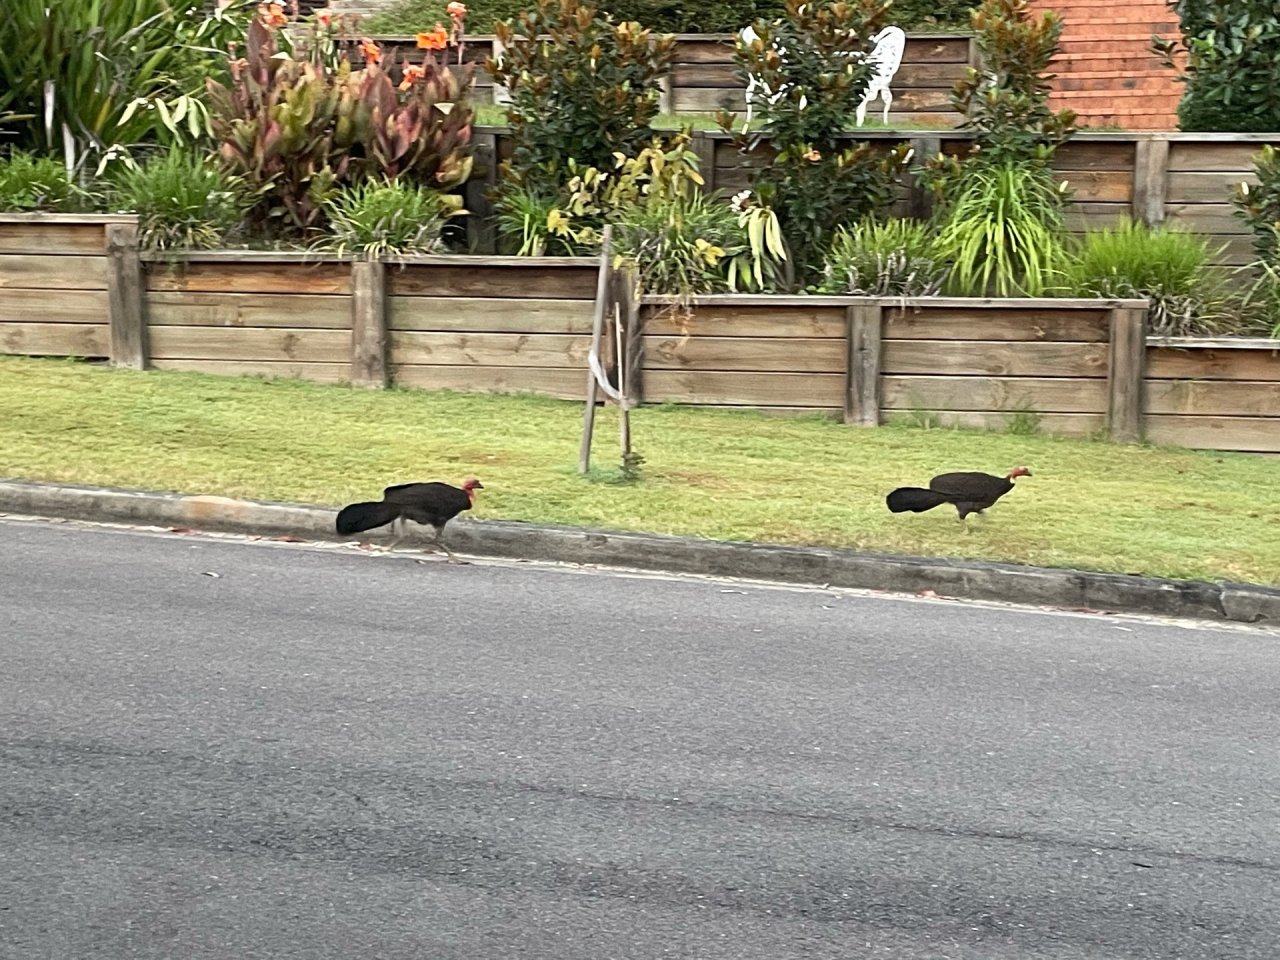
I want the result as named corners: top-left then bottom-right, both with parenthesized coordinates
top-left (1058, 219), bottom-right (1231, 336)
top-left (818, 218), bottom-right (947, 295)
top-left (317, 178), bottom-right (464, 257)
top-left (0, 150), bottom-right (92, 211)
top-left (1156, 0), bottom-right (1280, 133)
top-left (935, 161), bottom-right (1067, 297)
top-left (614, 191), bottom-right (747, 300)
top-left (110, 147), bottom-right (249, 250)
top-left (1233, 145), bottom-right (1280, 263)
top-left (367, 0), bottom-right (974, 34)
top-left (489, 0), bottom-right (675, 199)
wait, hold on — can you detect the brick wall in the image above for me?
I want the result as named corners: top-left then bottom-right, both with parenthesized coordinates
top-left (1029, 0), bottom-right (1184, 130)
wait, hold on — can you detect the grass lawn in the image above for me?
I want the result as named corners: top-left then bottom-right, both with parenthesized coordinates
top-left (1, 355), bottom-right (1277, 586)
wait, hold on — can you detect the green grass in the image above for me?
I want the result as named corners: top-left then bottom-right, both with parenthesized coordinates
top-left (2, 355), bottom-right (1278, 585)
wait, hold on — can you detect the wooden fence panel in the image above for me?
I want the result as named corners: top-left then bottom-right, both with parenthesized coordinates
top-left (1144, 341), bottom-right (1280, 453)
top-left (880, 304), bottom-right (1112, 436)
top-left (0, 217), bottom-right (114, 359)
top-left (640, 303), bottom-right (846, 412)
top-left (144, 258), bottom-right (353, 382)
top-left (1163, 140), bottom-right (1280, 268)
top-left (386, 259), bottom-right (599, 400)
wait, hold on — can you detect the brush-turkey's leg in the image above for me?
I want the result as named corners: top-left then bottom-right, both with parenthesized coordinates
top-left (421, 525), bottom-right (463, 563)
top-left (386, 515), bottom-right (405, 550)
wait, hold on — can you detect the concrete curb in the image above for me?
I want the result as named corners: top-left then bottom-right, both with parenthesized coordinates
top-left (2, 478), bottom-right (1278, 625)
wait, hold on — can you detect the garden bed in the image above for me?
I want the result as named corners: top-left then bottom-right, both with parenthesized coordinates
top-left (1, 215), bottom-right (1277, 454)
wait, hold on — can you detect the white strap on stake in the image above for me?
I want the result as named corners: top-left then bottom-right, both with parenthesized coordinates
top-left (586, 226), bottom-right (624, 405)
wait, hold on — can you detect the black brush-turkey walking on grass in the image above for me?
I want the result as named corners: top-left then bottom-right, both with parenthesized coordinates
top-left (336, 478), bottom-right (483, 561)
top-left (886, 467), bottom-right (1031, 525)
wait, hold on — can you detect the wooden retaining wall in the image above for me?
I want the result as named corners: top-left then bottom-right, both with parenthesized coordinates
top-left (1, 218), bottom-right (1276, 455)
top-left (144, 254), bottom-right (354, 383)
top-left (638, 296), bottom-right (1280, 454)
top-left (384, 257), bottom-right (598, 399)
top-left (0, 215), bottom-right (128, 360)
top-left (1145, 338), bottom-right (1280, 454)
top-left (466, 131), bottom-right (1280, 264)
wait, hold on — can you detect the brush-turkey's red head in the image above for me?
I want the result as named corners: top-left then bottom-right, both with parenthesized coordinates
top-left (1007, 466), bottom-right (1032, 479)
top-left (462, 477), bottom-right (484, 491)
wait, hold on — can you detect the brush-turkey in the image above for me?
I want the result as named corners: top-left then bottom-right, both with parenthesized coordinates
top-left (886, 467), bottom-right (1031, 523)
top-left (336, 478), bottom-right (483, 561)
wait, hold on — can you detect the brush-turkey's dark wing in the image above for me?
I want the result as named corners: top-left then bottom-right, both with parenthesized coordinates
top-left (928, 471), bottom-right (1009, 501)
top-left (382, 481), bottom-right (471, 522)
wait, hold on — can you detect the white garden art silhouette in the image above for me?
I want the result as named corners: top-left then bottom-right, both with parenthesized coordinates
top-left (739, 23), bottom-right (906, 131)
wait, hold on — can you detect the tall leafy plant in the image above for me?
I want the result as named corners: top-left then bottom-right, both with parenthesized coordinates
top-left (0, 0), bottom-right (248, 174)
top-left (1233, 145), bottom-right (1280, 263)
top-left (205, 10), bottom-right (475, 240)
top-left (717, 0), bottom-right (912, 286)
top-left (921, 0), bottom-right (1075, 297)
top-left (1155, 0), bottom-right (1280, 133)
top-left (488, 0), bottom-right (675, 197)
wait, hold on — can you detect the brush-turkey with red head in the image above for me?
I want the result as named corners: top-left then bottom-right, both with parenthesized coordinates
top-left (336, 478), bottom-right (483, 560)
top-left (886, 467), bottom-right (1031, 522)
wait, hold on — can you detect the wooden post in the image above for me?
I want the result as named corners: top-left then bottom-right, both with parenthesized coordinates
top-left (1107, 305), bottom-right (1147, 444)
top-left (906, 136), bottom-right (941, 220)
top-left (578, 226), bottom-right (614, 474)
top-left (1132, 136), bottom-right (1170, 227)
top-left (350, 259), bottom-right (388, 388)
top-left (105, 222), bottom-right (145, 369)
top-left (619, 265), bottom-right (643, 404)
top-left (845, 302), bottom-right (883, 426)
top-left (689, 130), bottom-right (718, 195)
top-left (465, 130), bottom-right (499, 254)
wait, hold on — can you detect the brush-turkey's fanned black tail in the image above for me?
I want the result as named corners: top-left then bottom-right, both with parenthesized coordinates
top-left (336, 500), bottom-right (400, 536)
top-left (886, 487), bottom-right (951, 513)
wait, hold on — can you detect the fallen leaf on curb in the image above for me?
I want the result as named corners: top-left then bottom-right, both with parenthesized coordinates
top-left (200, 571), bottom-right (220, 578)
top-left (917, 589), bottom-right (938, 598)
top-left (270, 535), bottom-right (305, 543)
top-left (170, 527), bottom-right (197, 535)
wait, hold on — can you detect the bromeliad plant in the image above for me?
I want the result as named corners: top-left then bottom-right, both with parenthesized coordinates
top-left (110, 146), bottom-right (251, 251)
top-left (818, 217), bottom-right (948, 296)
top-left (316, 178), bottom-right (465, 257)
top-left (717, 0), bottom-right (912, 287)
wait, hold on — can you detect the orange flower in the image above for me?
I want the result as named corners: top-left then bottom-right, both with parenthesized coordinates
top-left (359, 37), bottom-right (383, 64)
top-left (316, 10), bottom-right (332, 27)
top-left (447, 1), bottom-right (467, 19)
top-left (416, 25), bottom-right (449, 50)
top-left (399, 63), bottom-right (426, 90)
top-left (258, 2), bottom-right (288, 27)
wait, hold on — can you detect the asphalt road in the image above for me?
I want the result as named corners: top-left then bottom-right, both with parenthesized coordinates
top-left (2, 518), bottom-right (1278, 960)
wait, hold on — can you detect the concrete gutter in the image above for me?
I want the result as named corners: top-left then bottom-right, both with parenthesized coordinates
top-left (2, 478), bottom-right (1277, 626)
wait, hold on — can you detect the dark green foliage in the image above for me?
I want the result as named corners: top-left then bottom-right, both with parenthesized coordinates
top-left (368, 0), bottom-right (974, 35)
top-left (1232, 145), bottom-right (1280, 263)
top-left (717, 0), bottom-right (912, 286)
top-left (489, 0), bottom-right (675, 197)
top-left (948, 0), bottom-right (1074, 164)
top-left (0, 150), bottom-right (94, 211)
top-left (1157, 0), bottom-right (1280, 133)
top-left (109, 147), bottom-right (250, 250)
